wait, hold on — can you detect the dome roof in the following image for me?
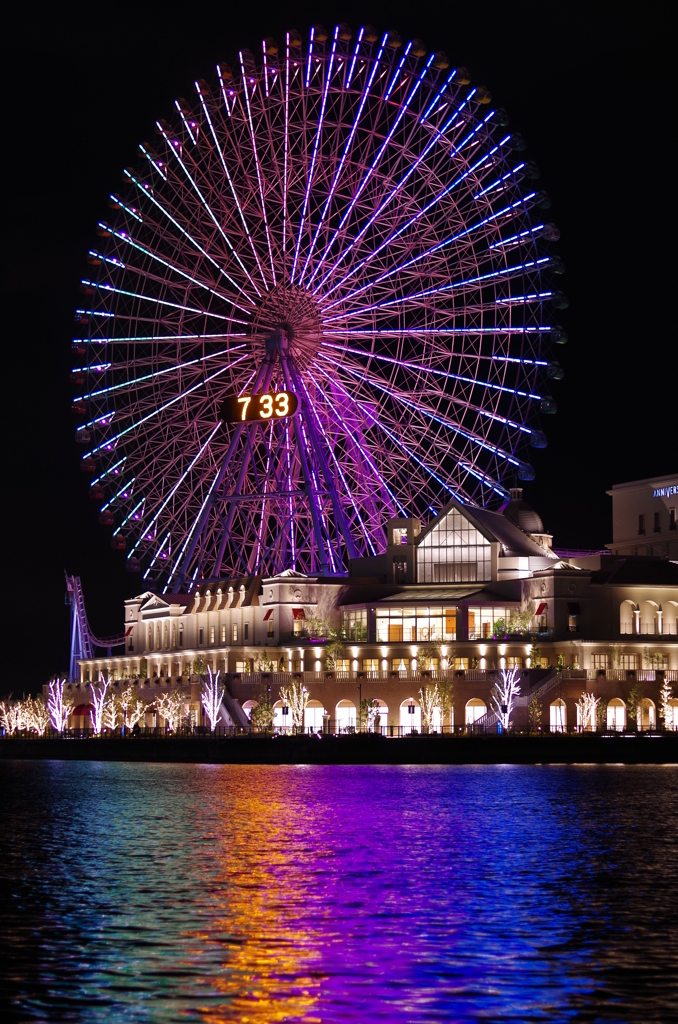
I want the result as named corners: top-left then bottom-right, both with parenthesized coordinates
top-left (499, 488), bottom-right (545, 535)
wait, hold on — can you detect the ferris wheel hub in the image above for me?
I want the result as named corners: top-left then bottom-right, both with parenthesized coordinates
top-left (250, 281), bottom-right (321, 367)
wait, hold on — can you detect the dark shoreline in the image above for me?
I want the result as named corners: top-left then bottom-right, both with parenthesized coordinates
top-left (1, 734), bottom-right (677, 765)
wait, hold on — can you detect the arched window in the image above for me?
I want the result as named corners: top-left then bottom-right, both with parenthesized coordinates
top-left (550, 699), bottom-right (566, 733)
top-left (171, 623), bottom-right (176, 650)
top-left (148, 624), bottom-right (154, 651)
top-left (156, 623), bottom-right (161, 651)
top-left (163, 622), bottom-right (169, 650)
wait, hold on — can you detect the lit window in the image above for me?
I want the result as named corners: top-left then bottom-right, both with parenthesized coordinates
top-left (232, 623), bottom-right (238, 642)
top-left (209, 625), bottom-right (215, 644)
top-left (221, 624), bottom-right (227, 643)
top-left (267, 617), bottom-right (274, 637)
top-left (568, 615), bottom-right (578, 632)
top-left (341, 609), bottom-right (367, 641)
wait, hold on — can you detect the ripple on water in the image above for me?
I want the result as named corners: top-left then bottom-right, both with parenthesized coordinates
top-left (0, 762), bottom-right (676, 1023)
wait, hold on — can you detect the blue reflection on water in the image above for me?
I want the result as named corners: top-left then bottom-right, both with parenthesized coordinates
top-left (0, 762), bottom-right (676, 1022)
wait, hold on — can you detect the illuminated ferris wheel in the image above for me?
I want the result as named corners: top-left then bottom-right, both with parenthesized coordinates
top-left (73, 24), bottom-right (566, 591)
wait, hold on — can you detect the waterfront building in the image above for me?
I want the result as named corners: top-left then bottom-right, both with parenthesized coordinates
top-left (61, 482), bottom-right (678, 735)
top-left (606, 474), bottom-right (678, 559)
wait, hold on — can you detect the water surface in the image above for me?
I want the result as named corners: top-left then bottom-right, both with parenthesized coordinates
top-left (1, 762), bottom-right (676, 1023)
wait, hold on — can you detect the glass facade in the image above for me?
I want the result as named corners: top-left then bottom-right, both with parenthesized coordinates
top-left (376, 607), bottom-right (456, 643)
top-left (417, 509), bottom-right (491, 583)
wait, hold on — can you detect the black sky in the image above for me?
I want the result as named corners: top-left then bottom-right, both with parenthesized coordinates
top-left (1, 1), bottom-right (673, 689)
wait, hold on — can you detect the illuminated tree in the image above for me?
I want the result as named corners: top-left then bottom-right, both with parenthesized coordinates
top-left (155, 691), bottom-right (186, 732)
top-left (127, 697), bottom-right (148, 730)
top-left (47, 678), bottom-right (72, 732)
top-left (201, 666), bottom-right (224, 731)
top-left (25, 697), bottom-right (50, 736)
top-left (118, 685), bottom-right (135, 728)
top-left (250, 686), bottom-right (275, 730)
top-left (419, 683), bottom-right (440, 731)
top-left (576, 691), bottom-right (599, 732)
top-left (193, 656), bottom-right (207, 676)
top-left (89, 673), bottom-right (109, 735)
top-left (626, 684), bottom-right (644, 731)
top-left (490, 667), bottom-right (521, 731)
top-left (418, 641), bottom-right (443, 672)
top-left (325, 636), bottom-right (346, 672)
top-left (103, 696), bottom-right (120, 731)
top-left (279, 680), bottom-right (308, 729)
top-left (528, 693), bottom-right (543, 732)
top-left (437, 678), bottom-right (454, 729)
top-left (659, 677), bottom-right (674, 730)
top-left (0, 697), bottom-right (24, 734)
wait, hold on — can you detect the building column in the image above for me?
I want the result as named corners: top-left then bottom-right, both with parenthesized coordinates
top-left (634, 607), bottom-right (641, 634)
top-left (657, 606), bottom-right (663, 635)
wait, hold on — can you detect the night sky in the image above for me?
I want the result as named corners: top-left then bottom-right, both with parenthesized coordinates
top-left (2, 2), bottom-right (671, 689)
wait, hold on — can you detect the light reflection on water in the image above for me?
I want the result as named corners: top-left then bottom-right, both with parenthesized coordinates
top-left (0, 762), bottom-right (676, 1023)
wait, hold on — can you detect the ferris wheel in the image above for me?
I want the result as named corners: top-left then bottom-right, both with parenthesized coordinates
top-left (73, 24), bottom-right (566, 591)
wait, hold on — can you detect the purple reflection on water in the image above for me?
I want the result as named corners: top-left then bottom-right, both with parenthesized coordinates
top-left (0, 763), bottom-right (676, 1022)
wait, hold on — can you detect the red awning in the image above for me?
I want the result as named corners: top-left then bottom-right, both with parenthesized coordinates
top-left (125, 626), bottom-right (133, 636)
top-left (292, 608), bottom-right (305, 620)
top-left (71, 704), bottom-right (92, 716)
top-left (262, 609), bottom-right (273, 621)
top-left (535, 602), bottom-right (547, 615)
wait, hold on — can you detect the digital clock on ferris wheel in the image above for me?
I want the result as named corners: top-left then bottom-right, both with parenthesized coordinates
top-left (220, 391), bottom-right (299, 423)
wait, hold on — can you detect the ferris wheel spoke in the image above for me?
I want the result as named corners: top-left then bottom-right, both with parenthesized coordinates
top-left (319, 193), bottom-right (538, 318)
top-left (295, 26), bottom-right (379, 286)
top-left (74, 346), bottom-right (245, 402)
top-left (81, 278), bottom-right (247, 325)
top-left (195, 80), bottom-right (269, 290)
top-left (122, 169), bottom-right (253, 300)
top-left (156, 121), bottom-right (264, 299)
top-left (297, 373), bottom-right (376, 556)
top-left (314, 89), bottom-right (489, 297)
top-left (312, 361), bottom-right (462, 509)
top-left (239, 53), bottom-right (277, 287)
top-left (309, 49), bottom-right (435, 288)
top-left (104, 224), bottom-right (253, 315)
top-left (320, 356), bottom-right (521, 469)
top-left (84, 361), bottom-right (237, 459)
top-left (291, 26), bottom-right (339, 283)
top-left (318, 135), bottom-right (511, 304)
top-left (304, 33), bottom-right (390, 288)
top-left (308, 371), bottom-right (407, 521)
top-left (321, 256), bottom-right (550, 323)
top-left (316, 347), bottom-right (539, 427)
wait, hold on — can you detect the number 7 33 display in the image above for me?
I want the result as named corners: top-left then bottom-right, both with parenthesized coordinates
top-left (220, 391), bottom-right (299, 423)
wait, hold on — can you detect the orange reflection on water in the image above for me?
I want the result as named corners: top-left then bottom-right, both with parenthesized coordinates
top-left (181, 766), bottom-right (337, 1023)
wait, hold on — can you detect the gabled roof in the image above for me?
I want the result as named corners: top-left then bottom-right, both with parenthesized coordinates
top-left (418, 497), bottom-right (556, 559)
